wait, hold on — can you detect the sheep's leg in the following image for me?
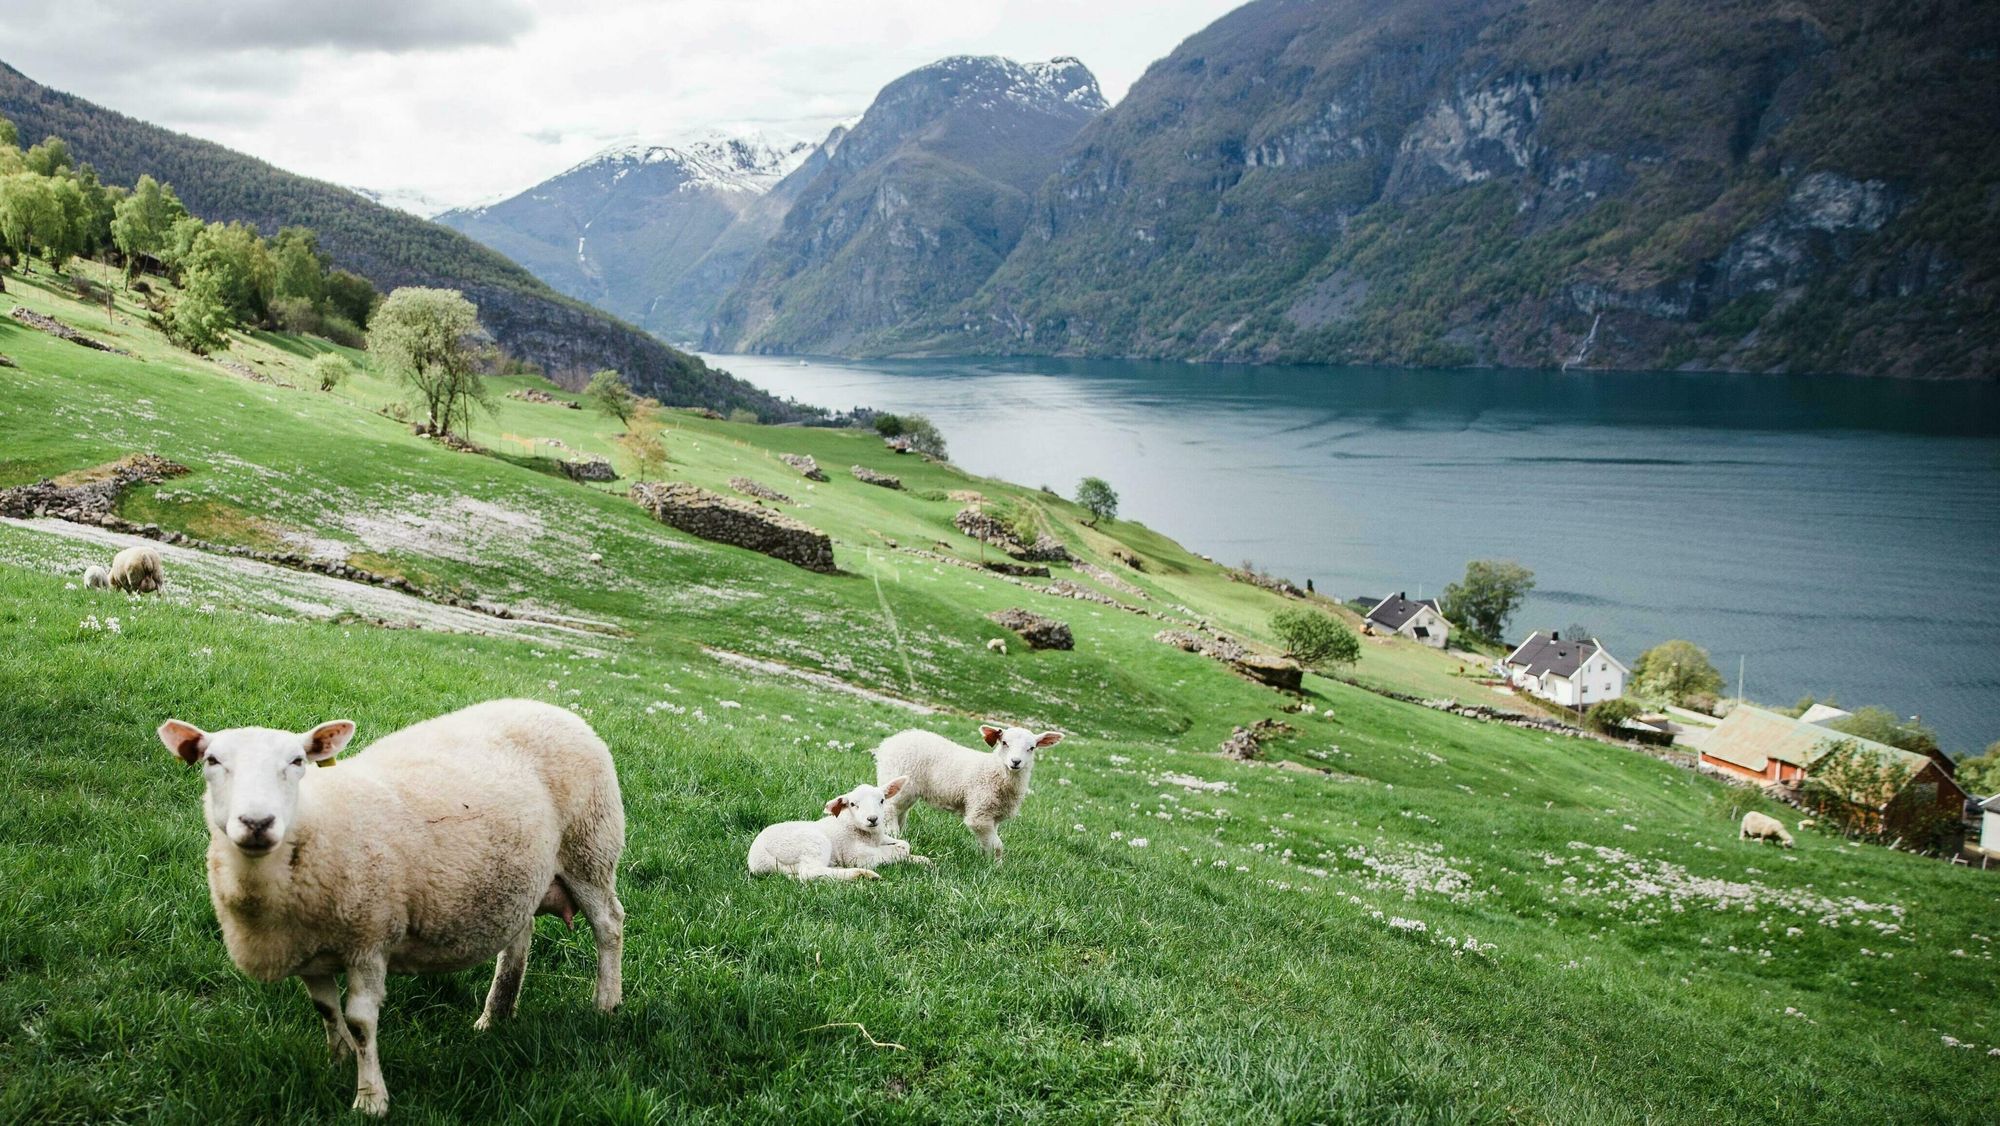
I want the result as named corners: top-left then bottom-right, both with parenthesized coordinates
top-left (342, 954), bottom-right (390, 1117)
top-left (869, 841), bottom-right (929, 868)
top-left (302, 974), bottom-right (354, 1062)
top-left (563, 877), bottom-right (626, 1013)
top-left (797, 863), bottom-right (880, 881)
top-left (882, 792), bottom-right (917, 839)
top-left (475, 922), bottom-right (533, 1030)
top-left (965, 818), bottom-right (1003, 861)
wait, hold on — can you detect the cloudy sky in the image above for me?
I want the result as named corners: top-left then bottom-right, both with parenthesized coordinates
top-left (0, 0), bottom-right (1243, 212)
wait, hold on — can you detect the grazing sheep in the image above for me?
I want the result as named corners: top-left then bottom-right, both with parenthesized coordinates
top-left (82, 564), bottom-right (111, 589)
top-left (1740, 811), bottom-right (1795, 847)
top-left (108, 545), bottom-right (162, 593)
top-left (874, 724), bottom-right (1064, 860)
top-left (986, 638), bottom-right (1007, 655)
top-left (157, 699), bottom-right (625, 1117)
top-left (747, 778), bottom-right (929, 881)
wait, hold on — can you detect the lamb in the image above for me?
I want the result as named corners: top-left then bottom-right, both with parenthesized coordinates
top-left (1740, 811), bottom-right (1795, 847)
top-left (874, 724), bottom-right (1064, 860)
top-left (82, 564), bottom-right (111, 589)
top-left (157, 698), bottom-right (625, 1117)
top-left (986, 638), bottom-right (1007, 655)
top-left (107, 545), bottom-right (162, 593)
top-left (747, 778), bottom-right (930, 881)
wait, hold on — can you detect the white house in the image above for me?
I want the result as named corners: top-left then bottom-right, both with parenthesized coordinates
top-left (1502, 631), bottom-right (1627, 708)
top-left (1982, 795), bottom-right (2000, 856)
top-left (1363, 592), bottom-right (1450, 648)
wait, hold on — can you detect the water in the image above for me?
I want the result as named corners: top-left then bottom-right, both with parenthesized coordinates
top-left (714, 353), bottom-right (2000, 752)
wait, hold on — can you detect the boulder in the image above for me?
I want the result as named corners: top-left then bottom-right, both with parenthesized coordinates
top-left (779, 453), bottom-right (828, 482)
top-left (851, 464), bottom-right (902, 489)
top-left (629, 481), bottom-right (836, 573)
top-left (987, 607), bottom-right (1074, 650)
top-left (1232, 654), bottom-right (1303, 692)
top-left (560, 458), bottom-right (618, 482)
top-left (728, 477), bottom-right (793, 504)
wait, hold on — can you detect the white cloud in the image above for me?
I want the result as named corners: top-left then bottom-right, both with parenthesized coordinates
top-left (0, 0), bottom-right (1243, 209)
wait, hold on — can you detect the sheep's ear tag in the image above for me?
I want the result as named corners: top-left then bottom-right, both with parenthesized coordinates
top-left (317, 756), bottom-right (337, 768)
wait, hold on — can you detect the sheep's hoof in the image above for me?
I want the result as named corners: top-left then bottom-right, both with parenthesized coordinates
top-left (353, 1088), bottom-right (389, 1117)
top-left (859, 869), bottom-right (882, 880)
top-left (909, 855), bottom-right (933, 866)
top-left (473, 1012), bottom-right (496, 1032)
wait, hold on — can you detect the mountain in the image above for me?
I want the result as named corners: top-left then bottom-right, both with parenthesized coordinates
top-left (920, 0), bottom-right (2000, 377)
top-left (349, 185), bottom-right (457, 220)
top-left (704, 56), bottom-right (1108, 354)
top-left (0, 61), bottom-right (807, 417)
top-left (438, 132), bottom-right (814, 342)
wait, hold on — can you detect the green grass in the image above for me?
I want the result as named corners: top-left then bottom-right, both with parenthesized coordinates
top-left (2, 269), bottom-right (1997, 1122)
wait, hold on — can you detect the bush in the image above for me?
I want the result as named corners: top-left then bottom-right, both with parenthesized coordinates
top-left (898, 414), bottom-right (948, 460)
top-left (308, 353), bottom-right (352, 392)
top-left (872, 413), bottom-right (905, 437)
top-left (728, 408), bottom-right (759, 425)
top-left (270, 295), bottom-right (321, 335)
top-left (1271, 609), bottom-right (1360, 670)
top-left (1585, 697), bottom-right (1643, 734)
top-left (319, 313), bottom-right (365, 349)
top-left (1632, 640), bottom-right (1725, 705)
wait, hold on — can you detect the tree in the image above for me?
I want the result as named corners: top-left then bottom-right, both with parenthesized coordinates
top-left (111, 175), bottom-right (187, 285)
top-left (618, 402), bottom-right (668, 481)
top-left (1271, 608), bottom-right (1361, 670)
top-left (0, 115), bottom-right (16, 150)
top-left (324, 269), bottom-right (379, 329)
top-left (585, 369), bottom-right (636, 427)
top-left (271, 226), bottom-right (327, 308)
top-left (0, 172), bottom-right (61, 271)
top-left (1632, 640), bottom-right (1725, 705)
top-left (366, 287), bottom-right (491, 438)
top-left (309, 353), bottom-right (353, 392)
top-left (1076, 477), bottom-right (1119, 526)
top-left (872, 413), bottom-right (905, 437)
top-left (1586, 696), bottom-right (1643, 734)
top-left (899, 414), bottom-right (947, 459)
top-left (187, 221), bottom-right (273, 323)
top-left (22, 137), bottom-right (71, 178)
top-left (1441, 560), bottom-right (1535, 641)
top-left (1828, 707), bottom-right (1943, 764)
top-left (164, 260), bottom-right (235, 354)
top-left (1956, 743), bottom-right (2000, 798)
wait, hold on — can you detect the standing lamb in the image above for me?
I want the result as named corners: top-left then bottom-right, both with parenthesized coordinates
top-left (874, 724), bottom-right (1064, 860)
top-left (82, 564), bottom-right (111, 589)
top-left (747, 778), bottom-right (930, 881)
top-left (108, 545), bottom-right (163, 593)
top-left (157, 699), bottom-right (625, 1117)
top-left (1740, 811), bottom-right (1796, 847)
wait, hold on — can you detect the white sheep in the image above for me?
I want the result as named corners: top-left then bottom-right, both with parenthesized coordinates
top-left (874, 724), bottom-right (1064, 860)
top-left (1740, 811), bottom-right (1795, 847)
top-left (108, 545), bottom-right (162, 593)
top-left (82, 564), bottom-right (111, 589)
top-left (747, 778), bottom-right (930, 881)
top-left (157, 698), bottom-right (625, 1117)
top-left (986, 638), bottom-right (1007, 655)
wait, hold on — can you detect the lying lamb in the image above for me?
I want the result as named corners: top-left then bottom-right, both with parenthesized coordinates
top-left (1740, 811), bottom-right (1795, 847)
top-left (986, 638), bottom-right (1007, 655)
top-left (874, 724), bottom-right (1064, 860)
top-left (108, 545), bottom-right (162, 593)
top-left (748, 778), bottom-right (929, 881)
top-left (158, 699), bottom-right (625, 1117)
top-left (82, 564), bottom-right (110, 589)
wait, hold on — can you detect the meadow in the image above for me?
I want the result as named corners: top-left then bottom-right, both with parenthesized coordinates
top-left (0, 267), bottom-right (1995, 1122)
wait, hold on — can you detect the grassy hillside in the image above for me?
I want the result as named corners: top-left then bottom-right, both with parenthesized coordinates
top-left (1, 273), bottom-right (1996, 1122)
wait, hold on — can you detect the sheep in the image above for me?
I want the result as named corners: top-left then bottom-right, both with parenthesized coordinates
top-left (747, 778), bottom-right (930, 881)
top-left (108, 545), bottom-right (162, 593)
top-left (874, 724), bottom-right (1064, 860)
top-left (1740, 811), bottom-right (1795, 847)
top-left (82, 564), bottom-right (111, 589)
top-left (157, 698), bottom-right (625, 1117)
top-left (986, 638), bottom-right (1007, 655)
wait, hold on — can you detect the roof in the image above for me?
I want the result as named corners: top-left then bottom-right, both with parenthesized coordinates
top-left (1798, 703), bottom-right (1853, 725)
top-left (1981, 794), bottom-right (2000, 812)
top-left (1365, 592), bottom-right (1441, 631)
top-left (1503, 631), bottom-right (1619, 680)
top-left (1701, 705), bottom-right (1946, 792)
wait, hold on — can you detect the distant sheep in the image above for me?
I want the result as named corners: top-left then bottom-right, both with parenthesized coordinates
top-left (986, 638), bottom-right (1007, 655)
top-left (108, 545), bottom-right (162, 593)
top-left (157, 699), bottom-right (625, 1117)
top-left (747, 778), bottom-right (929, 881)
top-left (1740, 811), bottom-right (1795, 847)
top-left (82, 564), bottom-right (111, 589)
top-left (874, 725), bottom-right (1064, 860)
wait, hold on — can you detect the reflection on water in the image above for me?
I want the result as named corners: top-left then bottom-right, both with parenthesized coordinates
top-left (716, 353), bottom-right (2000, 750)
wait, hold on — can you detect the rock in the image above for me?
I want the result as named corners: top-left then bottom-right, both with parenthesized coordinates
top-left (1219, 718), bottom-right (1295, 761)
top-left (987, 607), bottom-right (1074, 650)
top-left (851, 464), bottom-right (902, 489)
top-left (1045, 579), bottom-right (1120, 606)
top-left (560, 458), bottom-right (618, 482)
top-left (954, 506), bottom-right (1024, 553)
top-left (1232, 653), bottom-right (1304, 691)
top-left (0, 453), bottom-right (190, 521)
top-left (779, 453), bottom-right (828, 481)
top-left (983, 560), bottom-right (1051, 578)
top-left (1111, 547), bottom-right (1145, 571)
top-left (1154, 629), bottom-right (1247, 662)
top-left (507, 388), bottom-right (565, 405)
top-left (1020, 533), bottom-right (1071, 563)
top-left (629, 481), bottom-right (836, 573)
top-left (8, 306), bottom-right (130, 355)
top-left (728, 477), bottom-right (793, 504)
top-left (0, 353), bottom-right (14, 367)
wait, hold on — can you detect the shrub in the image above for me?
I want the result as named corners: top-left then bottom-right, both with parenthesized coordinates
top-left (1585, 697), bottom-right (1643, 734)
top-left (319, 313), bottom-right (365, 349)
top-left (873, 413), bottom-right (905, 437)
top-left (898, 414), bottom-right (948, 459)
top-left (308, 353), bottom-right (353, 392)
top-left (728, 408), bottom-right (759, 425)
top-left (1271, 609), bottom-right (1360, 670)
top-left (270, 295), bottom-right (321, 335)
top-left (1632, 640), bottom-right (1726, 705)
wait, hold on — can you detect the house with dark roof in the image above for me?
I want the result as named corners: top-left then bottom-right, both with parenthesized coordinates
top-left (1502, 630), bottom-right (1627, 708)
top-left (1700, 705), bottom-right (1968, 836)
top-left (1362, 592), bottom-right (1450, 649)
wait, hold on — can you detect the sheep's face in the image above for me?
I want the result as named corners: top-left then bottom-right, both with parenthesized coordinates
top-left (159, 719), bottom-right (354, 857)
top-left (826, 777), bottom-right (904, 834)
top-left (979, 724), bottom-right (1064, 772)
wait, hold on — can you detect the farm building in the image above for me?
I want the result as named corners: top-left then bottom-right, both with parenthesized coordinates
top-left (1700, 705), bottom-right (1968, 835)
top-left (1502, 631), bottom-right (1626, 707)
top-left (1982, 795), bottom-right (2000, 855)
top-left (1363, 592), bottom-right (1450, 648)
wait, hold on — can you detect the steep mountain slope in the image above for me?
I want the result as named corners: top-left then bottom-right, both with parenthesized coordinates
top-left (705, 57), bottom-right (1107, 354)
top-left (915, 0), bottom-right (2000, 377)
top-left (438, 132), bottom-right (813, 342)
top-left (0, 61), bottom-right (804, 416)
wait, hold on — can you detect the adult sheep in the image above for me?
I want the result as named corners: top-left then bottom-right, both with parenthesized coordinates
top-left (1740, 811), bottom-right (1795, 848)
top-left (108, 545), bottom-right (163, 593)
top-left (874, 724), bottom-right (1063, 860)
top-left (158, 699), bottom-right (625, 1117)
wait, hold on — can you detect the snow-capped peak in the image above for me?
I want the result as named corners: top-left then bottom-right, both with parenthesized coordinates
top-left (563, 129), bottom-right (815, 194)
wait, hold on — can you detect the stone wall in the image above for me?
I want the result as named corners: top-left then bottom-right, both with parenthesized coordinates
top-left (779, 453), bottom-right (828, 481)
top-left (0, 454), bottom-right (189, 521)
top-left (561, 458), bottom-right (618, 482)
top-left (630, 481), bottom-right (836, 573)
top-left (851, 464), bottom-right (902, 489)
top-left (9, 306), bottom-right (130, 354)
top-left (729, 477), bottom-right (793, 504)
top-left (988, 607), bottom-right (1073, 650)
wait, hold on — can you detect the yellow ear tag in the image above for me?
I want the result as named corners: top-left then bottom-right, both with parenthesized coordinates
top-left (317, 757), bottom-right (337, 768)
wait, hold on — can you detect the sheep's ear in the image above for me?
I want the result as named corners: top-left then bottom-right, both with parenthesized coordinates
top-left (979, 725), bottom-right (1004, 747)
top-left (824, 795), bottom-right (850, 817)
top-left (302, 720), bottom-right (355, 763)
top-left (882, 775), bottom-right (908, 799)
top-left (1034, 731), bottom-right (1065, 748)
top-left (159, 719), bottom-right (208, 765)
